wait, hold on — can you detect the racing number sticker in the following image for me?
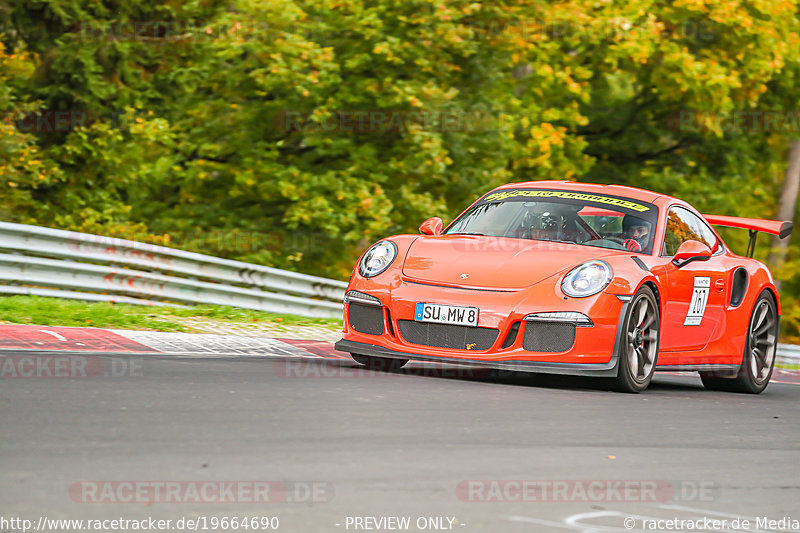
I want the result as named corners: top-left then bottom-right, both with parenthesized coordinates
top-left (684, 276), bottom-right (711, 326)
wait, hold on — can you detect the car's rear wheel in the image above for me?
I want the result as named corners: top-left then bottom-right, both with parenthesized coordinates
top-left (612, 286), bottom-right (660, 393)
top-left (700, 290), bottom-right (777, 394)
top-left (351, 353), bottom-right (408, 371)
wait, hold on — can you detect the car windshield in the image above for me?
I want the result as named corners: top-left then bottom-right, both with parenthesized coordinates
top-left (445, 188), bottom-right (659, 254)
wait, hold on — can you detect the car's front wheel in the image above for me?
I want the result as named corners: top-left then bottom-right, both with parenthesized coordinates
top-left (700, 290), bottom-right (777, 394)
top-left (351, 353), bottom-right (408, 371)
top-left (612, 286), bottom-right (660, 393)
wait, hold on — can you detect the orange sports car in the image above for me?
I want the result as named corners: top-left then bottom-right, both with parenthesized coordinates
top-left (334, 181), bottom-right (792, 393)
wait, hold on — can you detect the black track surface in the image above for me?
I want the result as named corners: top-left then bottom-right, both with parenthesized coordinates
top-left (2, 352), bottom-right (799, 532)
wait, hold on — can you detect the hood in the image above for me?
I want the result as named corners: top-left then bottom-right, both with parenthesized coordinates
top-left (401, 235), bottom-right (620, 289)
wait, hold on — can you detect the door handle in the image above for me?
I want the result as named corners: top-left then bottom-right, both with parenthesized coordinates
top-left (715, 279), bottom-right (726, 292)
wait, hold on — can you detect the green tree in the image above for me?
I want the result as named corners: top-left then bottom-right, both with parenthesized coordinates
top-left (4, 0), bottom-right (800, 340)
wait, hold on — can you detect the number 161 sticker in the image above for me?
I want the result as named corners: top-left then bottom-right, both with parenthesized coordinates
top-left (684, 276), bottom-right (711, 326)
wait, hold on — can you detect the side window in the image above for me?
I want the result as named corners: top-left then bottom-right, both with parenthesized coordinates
top-left (663, 206), bottom-right (717, 256)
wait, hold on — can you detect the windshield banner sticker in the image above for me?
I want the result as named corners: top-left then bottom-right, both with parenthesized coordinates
top-left (684, 277), bottom-right (711, 326)
top-left (480, 189), bottom-right (652, 213)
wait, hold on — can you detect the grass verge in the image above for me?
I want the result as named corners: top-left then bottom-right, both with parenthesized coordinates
top-left (0, 295), bottom-right (343, 332)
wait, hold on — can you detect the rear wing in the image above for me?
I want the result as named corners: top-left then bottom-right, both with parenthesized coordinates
top-left (702, 214), bottom-right (793, 257)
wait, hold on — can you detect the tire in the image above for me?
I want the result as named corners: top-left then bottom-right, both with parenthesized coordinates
top-left (612, 286), bottom-right (660, 393)
top-left (351, 353), bottom-right (408, 371)
top-left (700, 290), bottom-right (777, 394)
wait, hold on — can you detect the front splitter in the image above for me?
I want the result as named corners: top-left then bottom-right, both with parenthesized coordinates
top-left (334, 339), bottom-right (620, 377)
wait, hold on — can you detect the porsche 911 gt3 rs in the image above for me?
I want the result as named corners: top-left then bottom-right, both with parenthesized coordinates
top-left (334, 181), bottom-right (792, 393)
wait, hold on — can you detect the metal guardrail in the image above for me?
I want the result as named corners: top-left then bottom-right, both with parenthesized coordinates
top-left (0, 221), bottom-right (346, 319)
top-left (777, 344), bottom-right (800, 366)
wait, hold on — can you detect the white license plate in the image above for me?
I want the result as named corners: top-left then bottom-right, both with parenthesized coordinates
top-left (415, 303), bottom-right (479, 327)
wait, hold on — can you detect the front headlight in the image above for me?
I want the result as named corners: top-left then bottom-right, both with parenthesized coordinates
top-left (562, 260), bottom-right (612, 298)
top-left (358, 241), bottom-right (397, 278)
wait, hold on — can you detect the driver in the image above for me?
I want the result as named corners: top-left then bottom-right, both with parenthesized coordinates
top-left (622, 214), bottom-right (651, 252)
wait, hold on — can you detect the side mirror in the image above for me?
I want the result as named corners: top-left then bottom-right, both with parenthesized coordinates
top-left (419, 217), bottom-right (443, 236)
top-left (672, 240), bottom-right (712, 268)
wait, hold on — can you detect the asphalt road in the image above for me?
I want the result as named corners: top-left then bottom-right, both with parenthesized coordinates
top-left (2, 352), bottom-right (799, 533)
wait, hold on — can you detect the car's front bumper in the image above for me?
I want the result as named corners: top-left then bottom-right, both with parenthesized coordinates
top-left (337, 277), bottom-right (629, 376)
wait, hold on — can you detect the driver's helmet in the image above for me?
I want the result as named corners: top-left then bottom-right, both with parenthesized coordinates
top-left (622, 214), bottom-right (651, 251)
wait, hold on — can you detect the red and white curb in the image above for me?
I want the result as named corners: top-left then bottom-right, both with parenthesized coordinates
top-left (0, 324), bottom-right (346, 360)
top-left (2, 324), bottom-right (799, 384)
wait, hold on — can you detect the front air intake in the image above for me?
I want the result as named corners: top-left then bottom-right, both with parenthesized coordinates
top-left (346, 291), bottom-right (383, 335)
top-left (522, 322), bottom-right (575, 352)
top-left (397, 320), bottom-right (499, 350)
